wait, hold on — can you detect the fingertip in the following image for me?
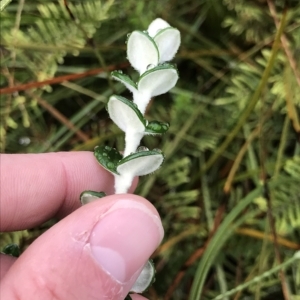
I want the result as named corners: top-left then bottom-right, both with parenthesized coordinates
top-left (89, 195), bottom-right (163, 283)
top-left (0, 254), bottom-right (16, 280)
top-left (1, 194), bottom-right (163, 300)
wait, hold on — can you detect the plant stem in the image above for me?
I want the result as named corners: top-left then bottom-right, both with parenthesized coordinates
top-left (124, 131), bottom-right (144, 157)
top-left (115, 174), bottom-right (134, 194)
top-left (212, 252), bottom-right (300, 300)
top-left (133, 91), bottom-right (151, 115)
top-left (274, 115), bottom-right (290, 177)
top-left (200, 155), bottom-right (229, 299)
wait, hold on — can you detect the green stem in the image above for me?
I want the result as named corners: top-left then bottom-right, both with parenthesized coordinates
top-left (200, 155), bottom-right (229, 298)
top-left (254, 221), bottom-right (270, 300)
top-left (274, 115), bottom-right (290, 177)
top-left (189, 187), bottom-right (263, 300)
top-left (212, 251), bottom-right (300, 300)
top-left (200, 156), bottom-right (213, 230)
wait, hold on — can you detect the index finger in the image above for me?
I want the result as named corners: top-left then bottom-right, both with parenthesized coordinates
top-left (0, 152), bottom-right (119, 231)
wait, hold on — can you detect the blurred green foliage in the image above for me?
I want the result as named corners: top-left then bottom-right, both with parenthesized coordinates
top-left (1, 0), bottom-right (300, 299)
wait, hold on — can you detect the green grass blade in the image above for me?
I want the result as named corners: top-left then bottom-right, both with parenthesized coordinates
top-left (189, 186), bottom-right (263, 300)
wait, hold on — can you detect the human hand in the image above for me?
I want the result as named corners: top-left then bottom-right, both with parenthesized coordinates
top-left (0, 152), bottom-right (163, 300)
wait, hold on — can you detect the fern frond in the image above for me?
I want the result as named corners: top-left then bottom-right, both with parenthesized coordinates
top-left (2, 0), bottom-right (114, 82)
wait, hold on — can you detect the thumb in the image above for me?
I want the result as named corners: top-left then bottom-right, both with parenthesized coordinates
top-left (1, 194), bottom-right (163, 300)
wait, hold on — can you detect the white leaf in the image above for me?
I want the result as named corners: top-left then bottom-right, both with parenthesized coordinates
top-left (117, 152), bottom-right (164, 176)
top-left (147, 18), bottom-right (170, 37)
top-left (107, 95), bottom-right (145, 132)
top-left (80, 191), bottom-right (106, 205)
top-left (154, 27), bottom-right (180, 63)
top-left (138, 64), bottom-right (179, 97)
top-left (80, 194), bottom-right (99, 205)
top-left (127, 31), bottom-right (159, 74)
top-left (130, 260), bottom-right (155, 293)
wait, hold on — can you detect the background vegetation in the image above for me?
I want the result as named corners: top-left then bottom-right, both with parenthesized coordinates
top-left (1, 0), bottom-right (300, 299)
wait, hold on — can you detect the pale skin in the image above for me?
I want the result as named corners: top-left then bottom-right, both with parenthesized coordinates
top-left (0, 152), bottom-right (163, 300)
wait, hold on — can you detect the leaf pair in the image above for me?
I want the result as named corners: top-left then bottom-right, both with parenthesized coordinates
top-left (113, 18), bottom-right (180, 114)
top-left (127, 18), bottom-right (180, 74)
top-left (94, 145), bottom-right (164, 176)
top-left (112, 63), bottom-right (178, 114)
